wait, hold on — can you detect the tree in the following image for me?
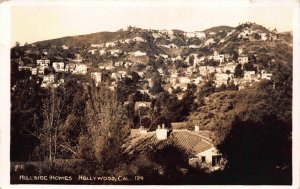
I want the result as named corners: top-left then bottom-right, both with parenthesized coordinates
top-left (11, 78), bottom-right (45, 161)
top-left (40, 88), bottom-right (65, 162)
top-left (116, 77), bottom-right (139, 102)
top-left (198, 80), bottom-right (215, 98)
top-left (149, 77), bottom-right (164, 94)
top-left (84, 85), bottom-right (130, 169)
top-left (243, 62), bottom-right (257, 72)
top-left (234, 64), bottom-right (244, 78)
top-left (189, 55), bottom-right (195, 66)
top-left (218, 114), bottom-right (291, 184)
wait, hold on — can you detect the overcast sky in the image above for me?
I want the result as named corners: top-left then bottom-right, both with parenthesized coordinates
top-left (10, 0), bottom-right (295, 46)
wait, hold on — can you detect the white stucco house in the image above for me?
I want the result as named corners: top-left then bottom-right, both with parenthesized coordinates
top-left (52, 62), bottom-right (65, 72)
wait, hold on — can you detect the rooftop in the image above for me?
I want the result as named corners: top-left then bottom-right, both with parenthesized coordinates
top-left (124, 129), bottom-right (213, 156)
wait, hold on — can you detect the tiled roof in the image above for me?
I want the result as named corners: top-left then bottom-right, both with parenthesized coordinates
top-left (124, 130), bottom-right (213, 156)
top-left (170, 130), bottom-right (212, 154)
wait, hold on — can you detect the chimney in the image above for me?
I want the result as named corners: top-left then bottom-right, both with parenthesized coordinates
top-left (156, 124), bottom-right (167, 140)
top-left (194, 125), bottom-right (199, 132)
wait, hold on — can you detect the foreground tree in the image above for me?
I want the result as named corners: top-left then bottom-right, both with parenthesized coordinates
top-left (82, 85), bottom-right (130, 169)
top-left (40, 88), bottom-right (65, 162)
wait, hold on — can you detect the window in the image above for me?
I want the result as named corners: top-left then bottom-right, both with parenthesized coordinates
top-left (212, 155), bottom-right (222, 166)
top-left (201, 156), bottom-right (206, 163)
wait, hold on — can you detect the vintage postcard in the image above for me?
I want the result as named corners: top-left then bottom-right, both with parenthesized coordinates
top-left (0, 0), bottom-right (299, 188)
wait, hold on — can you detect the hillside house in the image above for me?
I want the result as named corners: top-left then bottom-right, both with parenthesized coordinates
top-left (178, 77), bottom-right (191, 84)
top-left (37, 60), bottom-right (50, 75)
top-left (128, 54), bottom-right (149, 65)
top-left (114, 61), bottom-right (124, 67)
top-left (138, 89), bottom-right (149, 95)
top-left (137, 71), bottom-right (145, 78)
top-left (238, 30), bottom-right (253, 39)
top-left (65, 63), bottom-right (76, 73)
top-left (177, 83), bottom-right (188, 91)
top-left (124, 61), bottom-right (134, 68)
top-left (74, 54), bottom-right (83, 63)
top-left (238, 55), bottom-right (248, 64)
top-left (111, 73), bottom-right (118, 80)
top-left (216, 67), bottom-right (223, 73)
top-left (199, 66), bottom-right (216, 76)
top-left (124, 128), bottom-right (226, 172)
top-left (61, 45), bottom-right (69, 50)
top-left (31, 68), bottom-right (38, 75)
top-left (108, 85), bottom-right (116, 91)
top-left (211, 51), bottom-right (225, 63)
top-left (91, 72), bottom-right (102, 86)
top-left (260, 33), bottom-right (268, 41)
top-left (110, 49), bottom-right (121, 56)
top-left (244, 71), bottom-right (256, 81)
top-left (124, 39), bottom-right (132, 43)
top-left (185, 31), bottom-right (206, 38)
top-left (105, 42), bottom-right (116, 47)
top-left (105, 65), bottom-right (114, 70)
top-left (204, 38), bottom-right (215, 46)
top-left (99, 66), bottom-right (105, 70)
top-left (261, 70), bottom-right (272, 80)
top-left (157, 68), bottom-right (164, 75)
top-left (160, 44), bottom-right (178, 48)
top-left (207, 66), bottom-right (217, 74)
top-left (118, 70), bottom-right (127, 78)
top-left (74, 64), bottom-right (88, 75)
top-left (192, 77), bottom-right (203, 85)
top-left (186, 67), bottom-right (194, 76)
top-left (174, 92), bottom-right (183, 100)
top-left (52, 62), bottom-right (65, 72)
top-left (132, 51), bottom-right (147, 56)
top-left (88, 49), bottom-right (97, 55)
top-left (133, 37), bottom-right (146, 42)
top-left (159, 54), bottom-right (169, 59)
top-left (37, 59), bottom-right (50, 69)
top-left (215, 73), bottom-right (233, 87)
top-left (218, 54), bottom-right (225, 63)
top-left (99, 49), bottom-right (106, 55)
top-left (192, 146), bottom-right (223, 170)
top-left (160, 30), bottom-right (174, 35)
top-left (38, 68), bottom-right (45, 75)
top-left (223, 63), bottom-right (237, 73)
top-left (238, 48), bottom-right (244, 55)
top-left (152, 33), bottom-right (161, 39)
top-left (41, 74), bottom-right (55, 87)
top-left (91, 43), bottom-right (104, 48)
top-left (18, 65), bottom-right (33, 72)
top-left (169, 76), bottom-right (178, 85)
top-left (189, 45), bottom-right (201, 48)
top-left (42, 74), bottom-right (55, 83)
top-left (224, 54), bottom-right (230, 62)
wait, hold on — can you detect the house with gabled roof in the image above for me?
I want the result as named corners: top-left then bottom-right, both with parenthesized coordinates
top-left (124, 126), bottom-right (226, 172)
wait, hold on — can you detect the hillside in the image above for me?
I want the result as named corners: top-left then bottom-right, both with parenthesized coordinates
top-left (34, 30), bottom-right (128, 47)
top-left (203, 25), bottom-right (234, 33)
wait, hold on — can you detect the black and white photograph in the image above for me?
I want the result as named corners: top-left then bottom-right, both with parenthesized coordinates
top-left (0, 0), bottom-right (299, 188)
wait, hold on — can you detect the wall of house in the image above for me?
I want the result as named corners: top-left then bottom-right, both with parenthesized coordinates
top-left (196, 147), bottom-right (219, 164)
